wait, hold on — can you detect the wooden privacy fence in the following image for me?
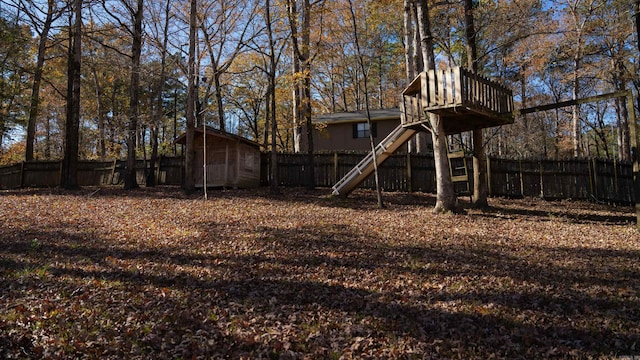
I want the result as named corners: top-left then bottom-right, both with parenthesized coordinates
top-left (0, 157), bottom-right (184, 189)
top-left (262, 153), bottom-right (635, 204)
top-left (1, 153), bottom-right (634, 204)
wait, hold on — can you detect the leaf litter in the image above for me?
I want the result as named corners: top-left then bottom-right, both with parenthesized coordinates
top-left (0, 186), bottom-right (639, 359)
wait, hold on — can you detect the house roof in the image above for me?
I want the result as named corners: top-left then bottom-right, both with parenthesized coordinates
top-left (174, 126), bottom-right (260, 148)
top-left (313, 108), bottom-right (401, 124)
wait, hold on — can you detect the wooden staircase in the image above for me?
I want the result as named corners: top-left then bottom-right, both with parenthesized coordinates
top-left (331, 125), bottom-right (417, 196)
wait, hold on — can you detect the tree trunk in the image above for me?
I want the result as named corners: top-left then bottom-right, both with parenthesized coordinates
top-left (26, 0), bottom-right (56, 161)
top-left (184, 0), bottom-right (197, 192)
top-left (44, 116), bottom-right (51, 159)
top-left (301, 0), bottom-right (314, 188)
top-left (463, 0), bottom-right (488, 208)
top-left (265, 0), bottom-right (279, 193)
top-left (572, 62), bottom-right (581, 158)
top-left (147, 0), bottom-right (171, 187)
top-left (348, 0), bottom-right (383, 208)
top-left (288, 0), bottom-right (303, 153)
top-left (213, 72), bottom-right (226, 132)
top-left (403, 0), bottom-right (414, 83)
top-left (124, 0), bottom-right (144, 189)
top-left (60, 0), bottom-right (82, 190)
top-left (415, 0), bottom-right (457, 213)
top-left (91, 66), bottom-right (107, 159)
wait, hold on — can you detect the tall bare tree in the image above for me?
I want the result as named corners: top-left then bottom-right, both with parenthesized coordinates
top-left (414, 0), bottom-right (458, 213)
top-left (24, 0), bottom-right (63, 161)
top-left (262, 0), bottom-right (280, 193)
top-left (125, 0), bottom-right (144, 189)
top-left (60, 0), bottom-right (82, 189)
top-left (463, 0), bottom-right (488, 208)
top-left (145, 0), bottom-right (171, 186)
top-left (347, 0), bottom-right (383, 208)
top-left (199, 0), bottom-right (257, 132)
top-left (183, 0), bottom-right (197, 192)
top-left (287, 0), bottom-right (322, 189)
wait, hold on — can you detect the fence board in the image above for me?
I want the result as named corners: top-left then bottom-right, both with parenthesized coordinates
top-left (0, 163), bottom-right (22, 189)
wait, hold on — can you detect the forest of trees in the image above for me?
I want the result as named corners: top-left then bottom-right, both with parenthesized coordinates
top-left (0, 0), bottom-right (638, 174)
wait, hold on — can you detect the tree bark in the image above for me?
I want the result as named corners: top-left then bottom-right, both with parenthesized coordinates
top-left (184, 0), bottom-right (197, 192)
top-left (348, 0), bottom-right (383, 208)
top-left (124, 0), bottom-right (144, 189)
top-left (415, 0), bottom-right (457, 213)
top-left (91, 66), bottom-right (107, 159)
top-left (302, 0), bottom-right (315, 189)
top-left (265, 0), bottom-right (279, 193)
top-left (463, 0), bottom-right (488, 208)
top-left (26, 0), bottom-right (57, 161)
top-left (147, 0), bottom-right (171, 187)
top-left (213, 72), bottom-right (226, 132)
top-left (288, 0), bottom-right (303, 153)
top-left (60, 0), bottom-right (82, 190)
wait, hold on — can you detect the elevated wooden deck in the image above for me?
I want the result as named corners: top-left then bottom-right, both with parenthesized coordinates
top-left (401, 67), bottom-right (514, 135)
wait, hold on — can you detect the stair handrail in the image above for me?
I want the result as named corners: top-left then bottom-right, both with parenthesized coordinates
top-left (332, 125), bottom-right (408, 194)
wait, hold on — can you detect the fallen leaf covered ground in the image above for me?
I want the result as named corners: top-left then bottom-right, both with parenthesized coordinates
top-left (1, 186), bottom-right (639, 359)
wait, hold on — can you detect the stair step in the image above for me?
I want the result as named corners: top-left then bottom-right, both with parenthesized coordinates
top-left (451, 175), bottom-right (469, 183)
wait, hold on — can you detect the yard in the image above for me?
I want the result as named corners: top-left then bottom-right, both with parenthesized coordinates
top-left (1, 186), bottom-right (639, 359)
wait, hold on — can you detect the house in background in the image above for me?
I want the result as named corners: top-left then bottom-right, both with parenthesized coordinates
top-left (175, 127), bottom-right (261, 188)
top-left (312, 108), bottom-right (411, 152)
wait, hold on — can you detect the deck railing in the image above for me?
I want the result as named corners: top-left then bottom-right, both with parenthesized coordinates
top-left (401, 67), bottom-right (514, 126)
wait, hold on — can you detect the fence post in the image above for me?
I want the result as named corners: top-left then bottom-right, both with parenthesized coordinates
top-left (518, 159), bottom-right (524, 197)
top-left (486, 156), bottom-right (492, 196)
top-left (333, 152), bottom-right (338, 185)
top-left (19, 161), bottom-right (25, 188)
top-left (539, 160), bottom-right (544, 198)
top-left (58, 160), bottom-right (63, 187)
top-left (406, 152), bottom-right (412, 193)
top-left (156, 155), bottom-right (162, 184)
top-left (111, 159), bottom-right (117, 185)
top-left (613, 158), bottom-right (618, 195)
top-left (592, 158), bottom-right (598, 200)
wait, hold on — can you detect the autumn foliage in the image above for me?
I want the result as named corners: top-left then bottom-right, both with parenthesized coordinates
top-left (1, 187), bottom-right (639, 358)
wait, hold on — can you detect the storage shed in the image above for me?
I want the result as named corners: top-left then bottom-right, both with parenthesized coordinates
top-left (175, 127), bottom-right (261, 188)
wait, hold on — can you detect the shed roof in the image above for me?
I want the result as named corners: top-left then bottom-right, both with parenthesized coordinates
top-left (174, 126), bottom-right (260, 148)
top-left (313, 108), bottom-right (401, 124)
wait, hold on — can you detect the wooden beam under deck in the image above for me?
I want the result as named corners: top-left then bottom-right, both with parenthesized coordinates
top-left (402, 106), bottom-right (513, 135)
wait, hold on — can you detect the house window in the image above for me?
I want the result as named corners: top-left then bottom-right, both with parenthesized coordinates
top-left (352, 122), bottom-right (377, 138)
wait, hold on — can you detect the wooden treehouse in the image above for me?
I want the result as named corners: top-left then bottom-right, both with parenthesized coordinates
top-left (332, 66), bottom-right (515, 196)
top-left (401, 66), bottom-right (514, 135)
